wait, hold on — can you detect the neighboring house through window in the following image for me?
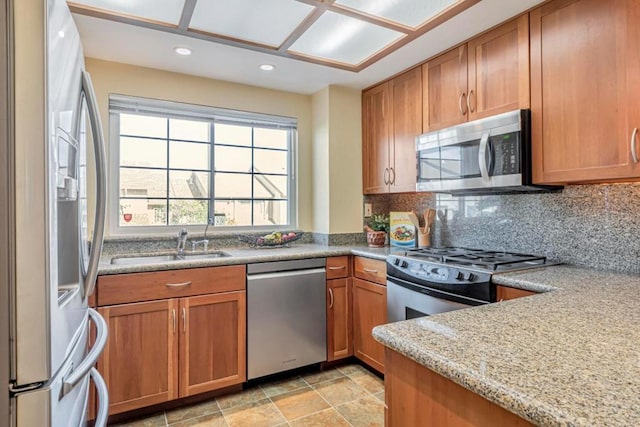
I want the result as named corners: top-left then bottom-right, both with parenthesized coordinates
top-left (108, 95), bottom-right (297, 234)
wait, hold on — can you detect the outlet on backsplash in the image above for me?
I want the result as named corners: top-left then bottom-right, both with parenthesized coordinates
top-left (364, 203), bottom-right (372, 217)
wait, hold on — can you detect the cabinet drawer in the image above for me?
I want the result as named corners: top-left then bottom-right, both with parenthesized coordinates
top-left (354, 257), bottom-right (386, 285)
top-left (97, 265), bottom-right (246, 306)
top-left (326, 256), bottom-right (350, 279)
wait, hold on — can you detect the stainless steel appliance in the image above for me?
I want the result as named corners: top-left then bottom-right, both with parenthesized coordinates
top-left (387, 248), bottom-right (551, 322)
top-left (416, 109), bottom-right (560, 195)
top-left (4, 0), bottom-right (109, 425)
top-left (247, 259), bottom-right (327, 380)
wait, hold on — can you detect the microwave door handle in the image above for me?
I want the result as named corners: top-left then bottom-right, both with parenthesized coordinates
top-left (81, 70), bottom-right (107, 297)
top-left (478, 133), bottom-right (491, 182)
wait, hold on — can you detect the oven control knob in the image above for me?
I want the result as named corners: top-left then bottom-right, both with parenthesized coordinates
top-left (464, 272), bottom-right (476, 281)
top-left (401, 260), bottom-right (409, 268)
top-left (455, 272), bottom-right (464, 280)
top-left (394, 258), bottom-right (400, 266)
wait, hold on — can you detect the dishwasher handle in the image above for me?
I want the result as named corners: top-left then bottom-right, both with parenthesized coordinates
top-left (247, 267), bottom-right (326, 281)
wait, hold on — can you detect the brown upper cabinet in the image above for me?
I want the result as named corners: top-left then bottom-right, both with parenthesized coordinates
top-left (362, 67), bottom-right (422, 194)
top-left (422, 15), bottom-right (530, 132)
top-left (530, 0), bottom-right (640, 184)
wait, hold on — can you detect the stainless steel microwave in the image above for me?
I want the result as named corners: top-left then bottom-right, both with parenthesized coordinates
top-left (416, 109), bottom-right (560, 195)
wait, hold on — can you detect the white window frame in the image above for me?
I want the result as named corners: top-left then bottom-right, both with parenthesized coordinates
top-left (107, 94), bottom-right (298, 236)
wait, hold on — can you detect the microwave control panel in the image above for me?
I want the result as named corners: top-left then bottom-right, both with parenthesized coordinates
top-left (491, 132), bottom-right (520, 176)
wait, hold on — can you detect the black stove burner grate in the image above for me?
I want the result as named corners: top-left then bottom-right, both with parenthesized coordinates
top-left (404, 247), bottom-right (547, 271)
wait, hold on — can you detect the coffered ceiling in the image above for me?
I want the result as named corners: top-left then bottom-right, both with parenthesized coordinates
top-left (68, 0), bottom-right (480, 71)
top-left (69, 0), bottom-right (547, 94)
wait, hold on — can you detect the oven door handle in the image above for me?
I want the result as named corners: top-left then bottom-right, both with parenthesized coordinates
top-left (478, 132), bottom-right (491, 182)
top-left (387, 276), bottom-right (490, 306)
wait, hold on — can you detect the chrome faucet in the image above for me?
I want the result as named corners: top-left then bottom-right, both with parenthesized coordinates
top-left (176, 228), bottom-right (188, 255)
top-left (190, 217), bottom-right (214, 252)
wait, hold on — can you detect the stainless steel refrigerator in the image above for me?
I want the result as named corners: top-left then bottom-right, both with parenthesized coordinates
top-left (4, 0), bottom-right (109, 425)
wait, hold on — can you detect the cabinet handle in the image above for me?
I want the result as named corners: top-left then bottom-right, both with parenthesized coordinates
top-left (165, 281), bottom-right (192, 288)
top-left (390, 167), bottom-right (396, 185)
top-left (328, 266), bottom-right (346, 270)
top-left (172, 309), bottom-right (176, 333)
top-left (467, 90), bottom-right (475, 113)
top-left (458, 92), bottom-right (467, 115)
top-left (631, 128), bottom-right (639, 164)
top-left (363, 268), bottom-right (378, 273)
top-left (182, 307), bottom-right (186, 332)
top-left (383, 167), bottom-right (389, 185)
top-left (329, 288), bottom-right (334, 309)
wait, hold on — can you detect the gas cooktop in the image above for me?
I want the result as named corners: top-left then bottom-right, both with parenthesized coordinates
top-left (403, 247), bottom-right (549, 272)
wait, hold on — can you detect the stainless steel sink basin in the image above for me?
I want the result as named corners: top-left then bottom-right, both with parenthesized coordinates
top-left (110, 251), bottom-right (231, 265)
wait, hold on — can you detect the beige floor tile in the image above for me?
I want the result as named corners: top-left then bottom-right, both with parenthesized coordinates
top-left (168, 411), bottom-right (228, 427)
top-left (336, 364), bottom-right (369, 377)
top-left (222, 399), bottom-right (287, 427)
top-left (166, 400), bottom-right (220, 424)
top-left (301, 368), bottom-right (344, 385)
top-left (336, 395), bottom-right (385, 427)
top-left (373, 391), bottom-right (385, 403)
top-left (110, 413), bottom-right (167, 427)
top-left (312, 377), bottom-right (369, 406)
top-left (289, 408), bottom-right (351, 427)
top-left (349, 372), bottom-right (384, 395)
top-left (216, 387), bottom-right (268, 410)
top-left (260, 375), bottom-right (308, 397)
top-left (271, 387), bottom-right (330, 421)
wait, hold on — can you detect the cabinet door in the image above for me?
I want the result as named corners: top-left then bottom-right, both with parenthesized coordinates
top-left (496, 286), bottom-right (536, 301)
top-left (467, 15), bottom-right (530, 121)
top-left (362, 82), bottom-right (391, 194)
top-left (179, 291), bottom-right (246, 397)
top-left (422, 45), bottom-right (468, 132)
top-left (390, 67), bottom-right (422, 193)
top-left (327, 278), bottom-right (353, 362)
top-left (352, 278), bottom-right (387, 373)
top-left (531, 0), bottom-right (640, 183)
top-left (98, 300), bottom-right (179, 415)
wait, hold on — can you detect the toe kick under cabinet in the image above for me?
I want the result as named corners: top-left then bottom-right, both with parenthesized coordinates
top-left (95, 265), bottom-right (246, 416)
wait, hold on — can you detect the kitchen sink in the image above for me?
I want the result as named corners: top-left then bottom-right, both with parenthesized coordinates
top-left (110, 251), bottom-right (231, 265)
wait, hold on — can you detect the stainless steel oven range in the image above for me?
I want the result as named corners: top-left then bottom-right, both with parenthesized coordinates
top-left (387, 247), bottom-right (551, 322)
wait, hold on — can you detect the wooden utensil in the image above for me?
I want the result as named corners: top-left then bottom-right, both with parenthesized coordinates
top-left (408, 211), bottom-right (420, 229)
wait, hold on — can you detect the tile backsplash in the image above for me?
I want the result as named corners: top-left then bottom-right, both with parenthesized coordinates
top-left (365, 183), bottom-right (640, 274)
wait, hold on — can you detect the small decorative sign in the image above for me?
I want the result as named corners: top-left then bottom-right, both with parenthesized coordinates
top-left (123, 213), bottom-right (132, 223)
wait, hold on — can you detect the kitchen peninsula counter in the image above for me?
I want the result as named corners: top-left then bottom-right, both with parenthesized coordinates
top-left (373, 265), bottom-right (640, 426)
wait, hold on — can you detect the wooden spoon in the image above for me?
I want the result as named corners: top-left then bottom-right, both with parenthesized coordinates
top-left (408, 211), bottom-right (420, 230)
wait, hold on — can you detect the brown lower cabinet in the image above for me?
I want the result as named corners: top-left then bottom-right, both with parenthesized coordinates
top-left (96, 266), bottom-right (246, 416)
top-left (352, 277), bottom-right (387, 373)
top-left (385, 348), bottom-right (533, 426)
top-left (326, 277), bottom-right (353, 361)
top-left (496, 285), bottom-right (537, 301)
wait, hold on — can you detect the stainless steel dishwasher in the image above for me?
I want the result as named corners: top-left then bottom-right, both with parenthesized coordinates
top-left (247, 258), bottom-right (326, 380)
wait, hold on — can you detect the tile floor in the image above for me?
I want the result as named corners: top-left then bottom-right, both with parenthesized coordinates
top-left (111, 363), bottom-right (385, 427)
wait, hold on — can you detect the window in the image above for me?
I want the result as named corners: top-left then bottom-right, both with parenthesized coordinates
top-left (109, 95), bottom-right (297, 233)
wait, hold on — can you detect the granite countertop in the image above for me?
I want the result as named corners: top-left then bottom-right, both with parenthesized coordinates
top-left (98, 243), bottom-right (397, 275)
top-left (373, 265), bottom-right (640, 426)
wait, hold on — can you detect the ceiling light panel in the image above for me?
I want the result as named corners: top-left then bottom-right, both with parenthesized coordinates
top-left (334, 0), bottom-right (459, 29)
top-left (70, 0), bottom-right (186, 25)
top-left (288, 11), bottom-right (404, 66)
top-left (189, 0), bottom-right (315, 47)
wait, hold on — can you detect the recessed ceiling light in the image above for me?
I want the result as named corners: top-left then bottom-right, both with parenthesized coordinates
top-left (174, 47), bottom-right (192, 56)
top-left (260, 64), bottom-right (275, 71)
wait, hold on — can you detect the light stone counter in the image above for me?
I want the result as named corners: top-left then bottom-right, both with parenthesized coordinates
top-left (98, 244), bottom-right (398, 275)
top-left (373, 265), bottom-right (640, 426)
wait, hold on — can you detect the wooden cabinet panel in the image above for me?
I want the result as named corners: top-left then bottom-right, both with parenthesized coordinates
top-left (354, 257), bottom-right (387, 285)
top-left (496, 286), bottom-right (536, 301)
top-left (423, 46), bottom-right (468, 132)
top-left (326, 256), bottom-right (350, 279)
top-left (97, 265), bottom-right (246, 306)
top-left (179, 291), bottom-right (246, 397)
top-left (98, 300), bottom-right (179, 415)
top-left (389, 67), bottom-right (422, 193)
top-left (385, 348), bottom-right (533, 426)
top-left (327, 278), bottom-right (353, 361)
top-left (467, 14), bottom-right (530, 121)
top-left (352, 278), bottom-right (387, 373)
top-left (362, 82), bottom-right (391, 194)
top-left (531, 0), bottom-right (640, 183)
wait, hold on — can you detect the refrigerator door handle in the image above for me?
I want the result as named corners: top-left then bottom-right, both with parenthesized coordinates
top-left (62, 309), bottom-right (107, 396)
top-left (90, 367), bottom-right (109, 427)
top-left (81, 70), bottom-right (107, 298)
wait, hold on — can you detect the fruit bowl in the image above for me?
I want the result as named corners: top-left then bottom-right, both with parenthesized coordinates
top-left (237, 231), bottom-right (304, 248)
